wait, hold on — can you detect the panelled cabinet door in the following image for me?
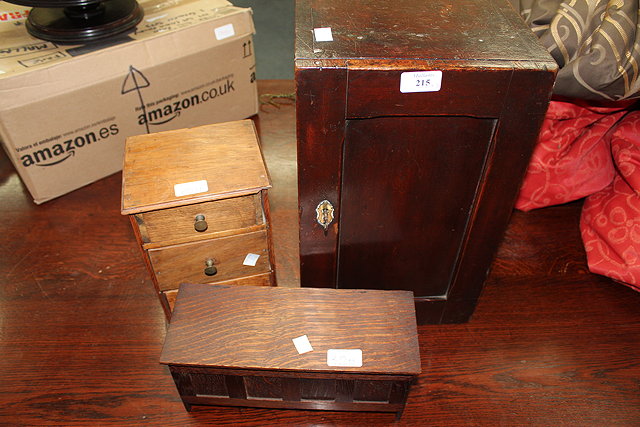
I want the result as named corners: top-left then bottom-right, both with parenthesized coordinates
top-left (338, 116), bottom-right (497, 297)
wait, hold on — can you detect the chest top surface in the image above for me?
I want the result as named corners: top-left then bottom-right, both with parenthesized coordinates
top-left (121, 120), bottom-right (271, 215)
top-left (160, 284), bottom-right (421, 375)
top-left (295, 0), bottom-right (554, 67)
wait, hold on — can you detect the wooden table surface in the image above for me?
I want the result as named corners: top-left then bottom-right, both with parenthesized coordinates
top-left (1, 80), bottom-right (639, 426)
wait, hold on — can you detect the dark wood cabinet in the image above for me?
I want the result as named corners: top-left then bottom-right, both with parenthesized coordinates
top-left (295, 0), bottom-right (557, 323)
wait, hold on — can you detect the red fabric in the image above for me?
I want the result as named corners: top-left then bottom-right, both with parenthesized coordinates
top-left (517, 100), bottom-right (640, 291)
top-left (516, 101), bottom-right (626, 212)
top-left (580, 112), bottom-right (640, 291)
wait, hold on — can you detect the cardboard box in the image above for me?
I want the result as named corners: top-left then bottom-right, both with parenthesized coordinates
top-left (0, 0), bottom-right (258, 204)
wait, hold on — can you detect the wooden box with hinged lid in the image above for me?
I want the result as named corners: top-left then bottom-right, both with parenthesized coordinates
top-left (121, 120), bottom-right (275, 319)
top-left (160, 283), bottom-right (421, 417)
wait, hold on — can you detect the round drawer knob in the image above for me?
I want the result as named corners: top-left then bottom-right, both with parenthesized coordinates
top-left (204, 259), bottom-right (217, 276)
top-left (194, 214), bottom-right (208, 232)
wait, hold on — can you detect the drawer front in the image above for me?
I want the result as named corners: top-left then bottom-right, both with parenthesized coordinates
top-left (161, 273), bottom-right (273, 312)
top-left (148, 230), bottom-right (271, 291)
top-left (136, 194), bottom-right (264, 245)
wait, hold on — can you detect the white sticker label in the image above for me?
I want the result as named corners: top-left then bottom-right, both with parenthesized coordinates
top-left (215, 23), bottom-right (235, 40)
top-left (313, 27), bottom-right (333, 42)
top-left (243, 253), bottom-right (260, 266)
top-left (400, 71), bottom-right (442, 93)
top-left (292, 335), bottom-right (314, 354)
top-left (173, 180), bottom-right (208, 197)
top-left (327, 349), bottom-right (362, 367)
top-left (146, 14), bottom-right (167, 22)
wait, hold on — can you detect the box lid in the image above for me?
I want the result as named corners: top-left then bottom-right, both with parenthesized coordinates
top-left (160, 283), bottom-right (421, 376)
top-left (121, 119), bottom-right (270, 214)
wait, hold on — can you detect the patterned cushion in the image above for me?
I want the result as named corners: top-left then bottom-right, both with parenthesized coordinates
top-left (512, 0), bottom-right (640, 100)
top-left (516, 100), bottom-right (626, 211)
top-left (581, 111), bottom-right (640, 291)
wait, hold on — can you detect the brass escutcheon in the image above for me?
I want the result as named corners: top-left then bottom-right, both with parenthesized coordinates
top-left (316, 200), bottom-right (334, 231)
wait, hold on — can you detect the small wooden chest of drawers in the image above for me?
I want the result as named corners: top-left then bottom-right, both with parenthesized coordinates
top-left (121, 120), bottom-right (274, 319)
top-left (160, 283), bottom-right (421, 417)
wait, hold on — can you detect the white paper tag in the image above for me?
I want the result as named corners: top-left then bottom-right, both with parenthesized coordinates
top-left (146, 14), bottom-right (167, 22)
top-left (174, 180), bottom-right (208, 197)
top-left (327, 349), bottom-right (362, 367)
top-left (400, 71), bottom-right (443, 93)
top-left (292, 335), bottom-right (314, 354)
top-left (215, 23), bottom-right (235, 40)
top-left (313, 27), bottom-right (333, 42)
top-left (243, 253), bottom-right (260, 266)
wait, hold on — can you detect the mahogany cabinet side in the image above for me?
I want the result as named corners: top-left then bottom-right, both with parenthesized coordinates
top-left (440, 68), bottom-right (557, 323)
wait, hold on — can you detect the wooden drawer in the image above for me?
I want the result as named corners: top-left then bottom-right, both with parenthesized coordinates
top-left (161, 273), bottom-right (273, 312)
top-left (136, 194), bottom-right (264, 246)
top-left (148, 230), bottom-right (271, 291)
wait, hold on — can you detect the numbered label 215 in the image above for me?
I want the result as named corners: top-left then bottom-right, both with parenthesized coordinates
top-left (400, 71), bottom-right (443, 93)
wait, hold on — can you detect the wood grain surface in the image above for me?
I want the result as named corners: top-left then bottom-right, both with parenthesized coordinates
top-left (138, 194), bottom-right (264, 246)
top-left (161, 284), bottom-right (420, 375)
top-left (338, 116), bottom-right (497, 297)
top-left (147, 230), bottom-right (270, 291)
top-left (1, 81), bottom-right (640, 425)
top-left (296, 0), bottom-right (553, 64)
top-left (161, 272), bottom-right (274, 312)
top-left (121, 119), bottom-right (270, 214)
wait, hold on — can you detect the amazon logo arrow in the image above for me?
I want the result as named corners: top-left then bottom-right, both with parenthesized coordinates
top-left (39, 150), bottom-right (75, 167)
